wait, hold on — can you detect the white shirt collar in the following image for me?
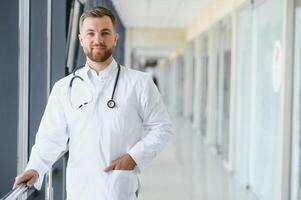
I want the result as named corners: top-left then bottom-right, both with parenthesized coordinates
top-left (83, 58), bottom-right (118, 80)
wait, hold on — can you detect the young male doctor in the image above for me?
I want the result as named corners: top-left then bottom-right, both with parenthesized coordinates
top-left (14, 6), bottom-right (173, 200)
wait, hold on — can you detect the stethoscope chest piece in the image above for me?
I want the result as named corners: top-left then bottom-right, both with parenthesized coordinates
top-left (107, 99), bottom-right (116, 108)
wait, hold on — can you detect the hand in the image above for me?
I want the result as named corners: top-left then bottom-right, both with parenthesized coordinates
top-left (13, 169), bottom-right (39, 188)
top-left (104, 154), bottom-right (136, 172)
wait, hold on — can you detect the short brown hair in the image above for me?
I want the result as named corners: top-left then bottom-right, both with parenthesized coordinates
top-left (79, 6), bottom-right (116, 32)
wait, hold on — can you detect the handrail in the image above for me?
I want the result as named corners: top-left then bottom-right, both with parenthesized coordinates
top-left (55, 149), bottom-right (69, 162)
top-left (0, 183), bottom-right (35, 200)
top-left (1, 150), bottom-right (69, 200)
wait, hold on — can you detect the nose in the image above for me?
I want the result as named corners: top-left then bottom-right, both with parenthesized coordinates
top-left (93, 33), bottom-right (104, 45)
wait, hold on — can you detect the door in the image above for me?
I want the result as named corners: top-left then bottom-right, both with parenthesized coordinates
top-left (235, 3), bottom-right (252, 188)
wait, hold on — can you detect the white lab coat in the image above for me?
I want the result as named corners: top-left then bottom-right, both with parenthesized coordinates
top-left (25, 59), bottom-right (173, 200)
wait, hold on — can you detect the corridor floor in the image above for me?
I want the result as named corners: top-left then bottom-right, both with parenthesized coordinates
top-left (138, 118), bottom-right (259, 200)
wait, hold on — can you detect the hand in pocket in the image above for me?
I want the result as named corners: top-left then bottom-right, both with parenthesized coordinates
top-left (108, 170), bottom-right (138, 200)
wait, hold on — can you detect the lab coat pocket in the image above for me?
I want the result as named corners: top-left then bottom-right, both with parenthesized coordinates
top-left (108, 170), bottom-right (138, 200)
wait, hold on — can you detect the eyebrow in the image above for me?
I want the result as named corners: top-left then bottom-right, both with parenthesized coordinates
top-left (101, 28), bottom-right (112, 32)
top-left (85, 28), bottom-right (112, 32)
top-left (86, 29), bottom-right (94, 32)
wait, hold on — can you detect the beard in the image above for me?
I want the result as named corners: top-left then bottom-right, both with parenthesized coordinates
top-left (83, 44), bottom-right (115, 62)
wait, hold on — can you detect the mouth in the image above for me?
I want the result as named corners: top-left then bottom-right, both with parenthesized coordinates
top-left (92, 47), bottom-right (105, 53)
top-left (92, 46), bottom-right (106, 50)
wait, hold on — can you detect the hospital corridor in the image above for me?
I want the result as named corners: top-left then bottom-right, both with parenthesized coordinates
top-left (139, 118), bottom-right (258, 200)
top-left (0, 0), bottom-right (300, 200)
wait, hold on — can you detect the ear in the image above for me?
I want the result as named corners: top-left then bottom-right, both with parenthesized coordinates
top-left (78, 34), bottom-right (83, 46)
top-left (114, 33), bottom-right (119, 46)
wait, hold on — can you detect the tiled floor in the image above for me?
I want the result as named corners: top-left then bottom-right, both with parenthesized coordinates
top-left (138, 118), bottom-right (259, 200)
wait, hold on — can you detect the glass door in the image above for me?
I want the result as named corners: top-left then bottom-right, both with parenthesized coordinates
top-left (200, 35), bottom-right (209, 139)
top-left (235, 4), bottom-right (252, 188)
top-left (248, 0), bottom-right (283, 199)
top-left (215, 18), bottom-right (232, 162)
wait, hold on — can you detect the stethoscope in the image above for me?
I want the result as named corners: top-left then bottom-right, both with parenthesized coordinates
top-left (69, 63), bottom-right (121, 109)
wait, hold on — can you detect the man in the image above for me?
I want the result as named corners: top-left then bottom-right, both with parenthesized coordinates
top-left (14, 6), bottom-right (173, 200)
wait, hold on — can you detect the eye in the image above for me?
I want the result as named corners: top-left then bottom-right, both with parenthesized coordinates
top-left (87, 32), bottom-right (94, 36)
top-left (101, 31), bottom-right (110, 36)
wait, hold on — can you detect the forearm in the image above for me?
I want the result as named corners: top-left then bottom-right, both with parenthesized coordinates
top-left (127, 125), bottom-right (173, 170)
top-left (25, 133), bottom-right (68, 190)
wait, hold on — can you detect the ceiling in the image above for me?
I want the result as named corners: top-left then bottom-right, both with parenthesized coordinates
top-left (111, 0), bottom-right (212, 28)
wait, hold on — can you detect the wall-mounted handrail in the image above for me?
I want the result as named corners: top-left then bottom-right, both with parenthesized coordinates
top-left (1, 150), bottom-right (68, 200)
top-left (0, 183), bottom-right (35, 200)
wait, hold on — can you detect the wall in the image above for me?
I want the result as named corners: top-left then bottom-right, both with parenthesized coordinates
top-left (0, 0), bottom-right (19, 196)
top-left (187, 0), bottom-right (246, 40)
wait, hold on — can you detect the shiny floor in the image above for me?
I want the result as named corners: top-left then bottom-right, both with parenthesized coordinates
top-left (139, 118), bottom-right (259, 200)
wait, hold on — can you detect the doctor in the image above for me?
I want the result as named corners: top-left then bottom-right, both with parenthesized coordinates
top-left (14, 6), bottom-right (173, 200)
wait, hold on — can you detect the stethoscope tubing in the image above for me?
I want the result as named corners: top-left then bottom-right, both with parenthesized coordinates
top-left (69, 63), bottom-right (121, 109)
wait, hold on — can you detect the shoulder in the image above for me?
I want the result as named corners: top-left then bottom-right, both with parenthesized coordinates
top-left (49, 73), bottom-right (74, 97)
top-left (121, 66), bottom-right (152, 84)
top-left (53, 74), bottom-right (72, 89)
top-left (120, 66), bottom-right (157, 99)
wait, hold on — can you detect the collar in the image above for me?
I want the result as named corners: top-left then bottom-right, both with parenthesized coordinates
top-left (82, 58), bottom-right (118, 79)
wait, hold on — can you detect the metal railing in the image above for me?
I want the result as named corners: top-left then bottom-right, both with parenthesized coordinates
top-left (0, 184), bottom-right (35, 200)
top-left (1, 150), bottom-right (68, 200)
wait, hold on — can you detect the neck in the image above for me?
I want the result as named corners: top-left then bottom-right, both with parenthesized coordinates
top-left (87, 56), bottom-right (113, 74)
